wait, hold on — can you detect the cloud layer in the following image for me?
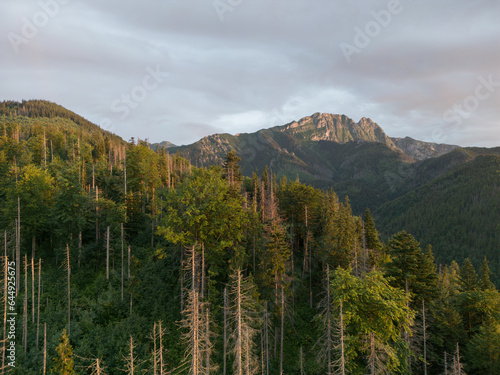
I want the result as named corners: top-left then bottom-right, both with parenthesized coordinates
top-left (1, 0), bottom-right (499, 147)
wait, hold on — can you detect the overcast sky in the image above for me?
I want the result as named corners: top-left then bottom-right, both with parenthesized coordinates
top-left (1, 0), bottom-right (499, 147)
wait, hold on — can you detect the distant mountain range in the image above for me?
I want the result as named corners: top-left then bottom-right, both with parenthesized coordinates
top-left (151, 140), bottom-right (177, 150)
top-left (163, 113), bottom-right (460, 211)
top-left (166, 113), bottom-right (458, 170)
top-left (160, 112), bottom-right (499, 282)
top-left (2, 100), bottom-right (497, 283)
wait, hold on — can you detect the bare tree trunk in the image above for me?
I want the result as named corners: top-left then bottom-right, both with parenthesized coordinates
top-left (245, 324), bottom-right (251, 375)
top-left (78, 232), bottom-right (82, 268)
top-left (253, 234), bottom-right (256, 272)
top-left (95, 186), bottom-right (99, 243)
top-left (153, 322), bottom-right (157, 375)
top-left (205, 308), bottom-right (210, 373)
top-left (369, 332), bottom-right (375, 375)
top-left (31, 256), bottom-right (35, 324)
top-left (43, 129), bottom-right (47, 168)
top-left (192, 290), bottom-right (200, 375)
top-left (260, 332), bottom-right (264, 375)
top-left (43, 323), bottom-right (47, 375)
top-left (236, 272), bottom-right (242, 375)
top-left (23, 254), bottom-right (27, 354)
top-left (159, 321), bottom-right (165, 375)
top-left (423, 300), bottom-right (427, 375)
top-left (66, 245), bottom-right (71, 336)
top-left (326, 266), bottom-right (332, 375)
top-left (125, 336), bottom-right (137, 375)
top-left (106, 226), bottom-right (110, 280)
top-left (299, 346), bottom-right (304, 375)
top-left (31, 235), bottom-right (35, 262)
top-left (16, 198), bottom-right (20, 295)
top-left (280, 286), bottom-right (284, 375)
top-left (265, 308), bottom-right (269, 375)
top-left (223, 287), bottom-right (228, 375)
top-left (339, 299), bottom-right (346, 375)
top-left (290, 216), bottom-right (295, 317)
top-left (362, 220), bottom-right (367, 272)
top-left (2, 256), bottom-right (7, 374)
top-left (121, 223), bottom-right (124, 302)
top-left (150, 219), bottom-right (154, 248)
top-left (128, 245), bottom-right (131, 279)
top-left (124, 155), bottom-right (127, 195)
top-left (201, 243), bottom-right (205, 298)
top-left (36, 258), bottom-right (41, 349)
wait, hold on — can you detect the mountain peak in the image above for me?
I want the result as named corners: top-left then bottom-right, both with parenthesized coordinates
top-left (279, 113), bottom-right (396, 148)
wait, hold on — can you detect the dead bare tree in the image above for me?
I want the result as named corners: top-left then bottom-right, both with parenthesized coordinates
top-left (229, 268), bottom-right (260, 375)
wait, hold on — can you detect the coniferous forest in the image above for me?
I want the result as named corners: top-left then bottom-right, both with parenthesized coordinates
top-left (0, 100), bottom-right (499, 374)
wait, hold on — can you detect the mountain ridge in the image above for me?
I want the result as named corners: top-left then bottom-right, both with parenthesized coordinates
top-left (165, 113), bottom-right (458, 166)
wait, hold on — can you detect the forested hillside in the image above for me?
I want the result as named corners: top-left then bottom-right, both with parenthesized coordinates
top-left (165, 111), bottom-right (499, 290)
top-left (0, 100), bottom-right (499, 374)
top-left (376, 149), bottom-right (500, 285)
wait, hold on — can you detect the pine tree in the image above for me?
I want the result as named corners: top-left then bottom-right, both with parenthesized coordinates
top-left (478, 257), bottom-right (494, 290)
top-left (52, 329), bottom-right (76, 374)
top-left (363, 208), bottom-right (382, 252)
top-left (384, 231), bottom-right (438, 306)
top-left (459, 259), bottom-right (477, 292)
top-left (223, 150), bottom-right (243, 192)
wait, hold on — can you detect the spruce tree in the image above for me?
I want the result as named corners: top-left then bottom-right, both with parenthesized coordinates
top-left (459, 259), bottom-right (477, 292)
top-left (363, 208), bottom-right (382, 252)
top-left (478, 257), bottom-right (494, 290)
top-left (52, 329), bottom-right (76, 375)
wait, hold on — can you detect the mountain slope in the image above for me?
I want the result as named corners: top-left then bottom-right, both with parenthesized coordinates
top-left (391, 136), bottom-right (458, 160)
top-left (0, 99), bottom-right (127, 164)
top-left (170, 113), bottom-right (399, 169)
top-left (376, 153), bottom-right (500, 284)
top-left (167, 112), bottom-right (462, 211)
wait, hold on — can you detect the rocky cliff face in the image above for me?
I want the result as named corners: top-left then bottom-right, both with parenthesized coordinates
top-left (391, 136), bottom-right (458, 160)
top-left (279, 113), bottom-right (396, 148)
top-left (167, 113), bottom-right (461, 177)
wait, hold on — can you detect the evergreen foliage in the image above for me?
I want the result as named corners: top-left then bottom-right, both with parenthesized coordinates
top-left (0, 101), bottom-right (498, 374)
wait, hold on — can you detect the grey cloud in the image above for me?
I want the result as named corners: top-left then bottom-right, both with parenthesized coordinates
top-left (0, 0), bottom-right (498, 147)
